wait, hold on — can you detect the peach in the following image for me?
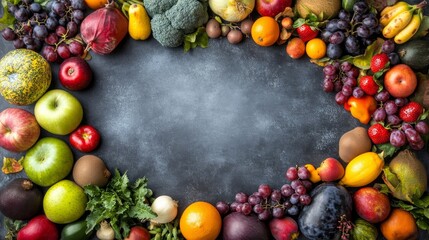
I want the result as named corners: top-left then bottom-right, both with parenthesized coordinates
top-left (316, 157), bottom-right (345, 182)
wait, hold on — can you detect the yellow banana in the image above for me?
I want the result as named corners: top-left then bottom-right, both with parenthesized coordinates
top-left (382, 9), bottom-right (414, 39)
top-left (380, 1), bottom-right (411, 26)
top-left (394, 12), bottom-right (422, 44)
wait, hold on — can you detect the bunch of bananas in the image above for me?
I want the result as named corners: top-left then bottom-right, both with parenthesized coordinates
top-left (380, 1), bottom-right (427, 44)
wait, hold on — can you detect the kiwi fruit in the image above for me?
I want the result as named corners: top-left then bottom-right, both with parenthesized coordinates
top-left (72, 155), bottom-right (111, 187)
top-left (339, 127), bottom-right (372, 163)
top-left (0, 178), bottom-right (43, 220)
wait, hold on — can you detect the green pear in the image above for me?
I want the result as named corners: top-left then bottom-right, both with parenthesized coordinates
top-left (43, 180), bottom-right (87, 224)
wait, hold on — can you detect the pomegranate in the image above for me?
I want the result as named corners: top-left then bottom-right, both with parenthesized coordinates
top-left (80, 0), bottom-right (128, 55)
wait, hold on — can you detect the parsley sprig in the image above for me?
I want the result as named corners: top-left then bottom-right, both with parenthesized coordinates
top-left (84, 169), bottom-right (156, 239)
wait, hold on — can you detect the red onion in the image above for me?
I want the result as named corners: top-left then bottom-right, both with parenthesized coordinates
top-left (80, 0), bottom-right (128, 55)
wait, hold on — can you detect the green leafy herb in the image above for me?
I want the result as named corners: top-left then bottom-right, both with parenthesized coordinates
top-left (373, 143), bottom-right (398, 158)
top-left (183, 27), bottom-right (208, 53)
top-left (84, 169), bottom-right (156, 239)
top-left (391, 193), bottom-right (429, 230)
top-left (0, 0), bottom-right (20, 31)
top-left (4, 218), bottom-right (26, 240)
top-left (353, 38), bottom-right (384, 70)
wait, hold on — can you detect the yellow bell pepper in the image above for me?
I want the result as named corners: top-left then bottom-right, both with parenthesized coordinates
top-left (344, 95), bottom-right (377, 124)
top-left (339, 151), bottom-right (384, 187)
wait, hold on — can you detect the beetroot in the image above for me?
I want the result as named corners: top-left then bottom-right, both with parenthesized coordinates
top-left (80, 0), bottom-right (128, 55)
top-left (17, 214), bottom-right (58, 240)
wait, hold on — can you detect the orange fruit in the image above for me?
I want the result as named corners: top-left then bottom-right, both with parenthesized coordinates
top-left (251, 16), bottom-right (280, 47)
top-left (286, 37), bottom-right (306, 59)
top-left (84, 0), bottom-right (108, 10)
top-left (179, 201), bottom-right (222, 240)
top-left (306, 38), bottom-right (327, 59)
top-left (380, 208), bottom-right (418, 240)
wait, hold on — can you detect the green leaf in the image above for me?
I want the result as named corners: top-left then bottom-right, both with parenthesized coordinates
top-left (417, 218), bottom-right (429, 230)
top-left (292, 18), bottom-right (306, 28)
top-left (376, 143), bottom-right (398, 158)
top-left (183, 27), bottom-right (209, 53)
top-left (0, 0), bottom-right (17, 31)
top-left (424, 208), bottom-right (429, 219)
top-left (353, 38), bottom-right (384, 70)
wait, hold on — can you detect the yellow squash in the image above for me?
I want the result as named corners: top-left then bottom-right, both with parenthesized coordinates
top-left (339, 152), bottom-right (384, 187)
top-left (128, 4), bottom-right (151, 41)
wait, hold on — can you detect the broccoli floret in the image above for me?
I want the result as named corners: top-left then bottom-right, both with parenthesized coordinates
top-left (150, 14), bottom-right (184, 47)
top-left (165, 0), bottom-right (206, 31)
top-left (143, 0), bottom-right (178, 17)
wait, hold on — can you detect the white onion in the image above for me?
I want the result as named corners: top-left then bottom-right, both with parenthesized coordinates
top-left (150, 195), bottom-right (178, 224)
top-left (209, 0), bottom-right (255, 23)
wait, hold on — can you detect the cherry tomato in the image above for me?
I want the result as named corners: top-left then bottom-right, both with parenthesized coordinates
top-left (125, 226), bottom-right (150, 240)
top-left (69, 125), bottom-right (101, 152)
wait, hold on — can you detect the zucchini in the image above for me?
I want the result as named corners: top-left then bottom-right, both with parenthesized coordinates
top-left (60, 220), bottom-right (92, 240)
top-left (397, 39), bottom-right (429, 70)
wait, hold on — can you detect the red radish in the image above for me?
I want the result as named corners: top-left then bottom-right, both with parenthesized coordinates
top-left (17, 214), bottom-right (58, 240)
top-left (80, 0), bottom-right (128, 55)
top-left (125, 226), bottom-right (151, 240)
top-left (269, 217), bottom-right (299, 240)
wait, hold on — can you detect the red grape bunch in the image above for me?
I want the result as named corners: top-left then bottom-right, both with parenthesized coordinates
top-left (215, 165), bottom-right (314, 221)
top-left (1, 0), bottom-right (86, 62)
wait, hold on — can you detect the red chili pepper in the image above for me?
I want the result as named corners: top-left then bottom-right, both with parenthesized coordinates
top-left (344, 95), bottom-right (377, 124)
top-left (69, 125), bottom-right (101, 152)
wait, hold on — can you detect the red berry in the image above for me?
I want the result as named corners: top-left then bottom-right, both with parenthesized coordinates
top-left (370, 53), bottom-right (390, 73)
top-left (399, 101), bottom-right (424, 123)
top-left (368, 123), bottom-right (391, 144)
top-left (296, 24), bottom-right (318, 42)
top-left (359, 75), bottom-right (379, 96)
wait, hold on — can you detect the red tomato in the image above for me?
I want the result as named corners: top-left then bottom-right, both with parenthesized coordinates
top-left (69, 125), bottom-right (101, 152)
top-left (125, 226), bottom-right (151, 240)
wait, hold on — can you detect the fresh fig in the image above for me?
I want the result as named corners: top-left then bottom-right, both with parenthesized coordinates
top-left (0, 178), bottom-right (43, 220)
top-left (382, 149), bottom-right (427, 203)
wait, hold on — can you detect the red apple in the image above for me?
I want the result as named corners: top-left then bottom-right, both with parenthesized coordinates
top-left (384, 64), bottom-right (417, 98)
top-left (0, 108), bottom-right (40, 152)
top-left (256, 0), bottom-right (292, 17)
top-left (316, 157), bottom-right (345, 182)
top-left (353, 186), bottom-right (391, 223)
top-left (17, 214), bottom-right (59, 240)
top-left (59, 57), bottom-right (93, 91)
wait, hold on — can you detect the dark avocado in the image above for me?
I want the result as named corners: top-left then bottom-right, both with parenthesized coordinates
top-left (0, 178), bottom-right (43, 220)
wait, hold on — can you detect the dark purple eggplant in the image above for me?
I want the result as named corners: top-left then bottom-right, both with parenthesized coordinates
top-left (298, 182), bottom-right (352, 240)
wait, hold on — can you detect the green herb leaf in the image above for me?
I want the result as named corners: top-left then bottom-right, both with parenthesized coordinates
top-left (353, 38), bottom-right (384, 70)
top-left (0, 0), bottom-right (18, 31)
top-left (375, 143), bottom-right (397, 158)
top-left (4, 218), bottom-right (26, 240)
top-left (84, 169), bottom-right (156, 239)
top-left (183, 27), bottom-right (209, 52)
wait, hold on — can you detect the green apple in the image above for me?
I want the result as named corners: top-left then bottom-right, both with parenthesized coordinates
top-left (24, 137), bottom-right (74, 187)
top-left (34, 89), bottom-right (83, 135)
top-left (43, 180), bottom-right (87, 224)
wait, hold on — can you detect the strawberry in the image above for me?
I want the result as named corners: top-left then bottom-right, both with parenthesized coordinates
top-left (295, 24), bottom-right (319, 42)
top-left (368, 123), bottom-right (391, 144)
top-left (359, 75), bottom-right (379, 96)
top-left (370, 53), bottom-right (390, 73)
top-left (399, 101), bottom-right (424, 123)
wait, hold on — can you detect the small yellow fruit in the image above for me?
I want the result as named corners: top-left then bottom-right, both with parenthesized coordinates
top-left (305, 38), bottom-right (326, 59)
top-left (339, 152), bottom-right (384, 187)
top-left (128, 4), bottom-right (151, 41)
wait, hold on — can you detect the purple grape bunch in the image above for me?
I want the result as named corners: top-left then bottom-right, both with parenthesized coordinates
top-left (216, 165), bottom-right (314, 221)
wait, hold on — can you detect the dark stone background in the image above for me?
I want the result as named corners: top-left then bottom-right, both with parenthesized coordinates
top-left (0, 0), bottom-right (428, 239)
